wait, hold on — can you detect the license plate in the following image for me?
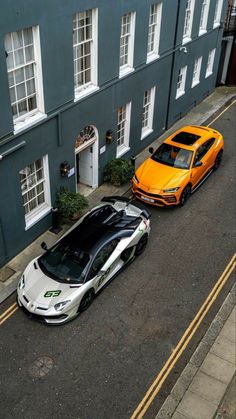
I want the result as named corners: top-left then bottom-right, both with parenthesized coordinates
top-left (141, 195), bottom-right (155, 203)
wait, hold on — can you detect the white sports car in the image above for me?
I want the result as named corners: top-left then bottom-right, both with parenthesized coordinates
top-left (17, 196), bottom-right (151, 325)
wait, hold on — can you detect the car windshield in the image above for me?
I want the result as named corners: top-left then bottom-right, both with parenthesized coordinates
top-left (38, 241), bottom-right (90, 283)
top-left (151, 143), bottom-right (193, 169)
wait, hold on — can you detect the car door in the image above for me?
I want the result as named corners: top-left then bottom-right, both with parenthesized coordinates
top-left (86, 239), bottom-right (119, 292)
top-left (191, 139), bottom-right (215, 187)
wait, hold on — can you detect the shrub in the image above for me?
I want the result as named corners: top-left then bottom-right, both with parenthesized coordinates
top-left (56, 187), bottom-right (88, 222)
top-left (103, 158), bottom-right (134, 186)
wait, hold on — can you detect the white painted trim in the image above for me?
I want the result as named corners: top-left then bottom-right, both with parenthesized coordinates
top-left (74, 85), bottom-right (99, 101)
top-left (117, 146), bottom-right (130, 158)
top-left (141, 86), bottom-right (156, 138)
top-left (33, 26), bottom-right (45, 114)
top-left (119, 12), bottom-right (136, 76)
top-left (75, 125), bottom-right (99, 191)
top-left (119, 66), bottom-right (134, 78)
top-left (146, 52), bottom-right (159, 64)
top-left (141, 128), bottom-right (153, 140)
top-left (116, 101), bottom-right (132, 157)
top-left (14, 112), bottom-right (47, 134)
top-left (176, 66), bottom-right (187, 99)
top-left (24, 155), bottom-right (51, 230)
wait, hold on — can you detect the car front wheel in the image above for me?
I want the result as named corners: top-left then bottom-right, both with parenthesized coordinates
top-left (180, 185), bottom-right (191, 207)
top-left (79, 289), bottom-right (94, 312)
top-left (135, 234), bottom-right (148, 256)
top-left (214, 150), bottom-right (223, 170)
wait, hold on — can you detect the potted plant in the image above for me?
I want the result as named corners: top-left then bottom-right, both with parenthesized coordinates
top-left (56, 187), bottom-right (88, 222)
top-left (103, 158), bottom-right (134, 186)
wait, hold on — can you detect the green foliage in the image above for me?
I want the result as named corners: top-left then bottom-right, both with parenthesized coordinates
top-left (103, 158), bottom-right (134, 186)
top-left (56, 187), bottom-right (88, 221)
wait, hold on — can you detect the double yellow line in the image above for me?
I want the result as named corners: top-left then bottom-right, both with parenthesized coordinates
top-left (0, 302), bottom-right (18, 326)
top-left (131, 253), bottom-right (236, 419)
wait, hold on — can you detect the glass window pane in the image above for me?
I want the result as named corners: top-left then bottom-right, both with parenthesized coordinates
top-left (6, 52), bottom-right (14, 71)
top-left (26, 79), bottom-right (35, 96)
top-left (23, 28), bottom-right (33, 46)
top-left (14, 48), bottom-right (24, 66)
top-left (12, 31), bottom-right (23, 48)
top-left (8, 71), bottom-right (14, 87)
top-left (28, 96), bottom-right (37, 111)
top-left (25, 63), bottom-right (34, 79)
top-left (16, 83), bottom-right (26, 100)
top-left (10, 87), bottom-right (16, 103)
top-left (12, 104), bottom-right (17, 118)
top-left (25, 45), bottom-right (34, 62)
top-left (15, 67), bottom-right (25, 84)
top-left (18, 100), bottom-right (27, 116)
top-left (5, 33), bottom-right (13, 51)
top-left (37, 192), bottom-right (45, 205)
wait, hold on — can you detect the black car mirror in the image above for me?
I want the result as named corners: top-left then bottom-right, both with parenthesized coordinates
top-left (41, 241), bottom-right (48, 251)
top-left (193, 161), bottom-right (203, 168)
top-left (149, 147), bottom-right (154, 154)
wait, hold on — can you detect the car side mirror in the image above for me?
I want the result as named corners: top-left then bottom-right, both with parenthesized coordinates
top-left (149, 147), bottom-right (154, 154)
top-left (193, 161), bottom-right (203, 168)
top-left (41, 241), bottom-right (48, 251)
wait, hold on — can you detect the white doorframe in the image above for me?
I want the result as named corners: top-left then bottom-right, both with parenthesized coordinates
top-left (75, 126), bottom-right (99, 192)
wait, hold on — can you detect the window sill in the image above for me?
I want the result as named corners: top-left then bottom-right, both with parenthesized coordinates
top-left (191, 80), bottom-right (200, 88)
top-left (146, 53), bottom-right (159, 64)
top-left (119, 66), bottom-right (134, 79)
top-left (205, 71), bottom-right (213, 78)
top-left (213, 22), bottom-right (220, 29)
top-left (175, 90), bottom-right (185, 99)
top-left (182, 36), bottom-right (192, 45)
top-left (141, 128), bottom-right (153, 140)
top-left (199, 29), bottom-right (207, 36)
top-left (25, 205), bottom-right (51, 231)
top-left (74, 85), bottom-right (99, 102)
top-left (14, 112), bottom-right (47, 135)
top-left (116, 146), bottom-right (130, 158)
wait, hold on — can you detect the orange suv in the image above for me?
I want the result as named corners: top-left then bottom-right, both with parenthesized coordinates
top-left (132, 125), bottom-right (224, 206)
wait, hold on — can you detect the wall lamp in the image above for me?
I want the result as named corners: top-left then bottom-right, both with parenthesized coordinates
top-left (60, 161), bottom-right (71, 177)
top-left (179, 46), bottom-right (187, 54)
top-left (105, 129), bottom-right (114, 144)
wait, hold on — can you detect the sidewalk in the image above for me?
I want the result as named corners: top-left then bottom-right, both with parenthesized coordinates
top-left (0, 86), bottom-right (235, 418)
top-left (155, 283), bottom-right (236, 419)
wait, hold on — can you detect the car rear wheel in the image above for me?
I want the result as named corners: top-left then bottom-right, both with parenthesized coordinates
top-left (214, 150), bottom-right (223, 170)
top-left (135, 234), bottom-right (148, 256)
top-left (180, 185), bottom-right (191, 206)
top-left (79, 289), bottom-right (94, 312)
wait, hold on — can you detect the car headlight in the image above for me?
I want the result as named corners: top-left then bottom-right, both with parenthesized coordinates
top-left (18, 275), bottom-right (25, 290)
top-left (54, 300), bottom-right (71, 311)
top-left (163, 187), bottom-right (180, 193)
top-left (133, 174), bottom-right (139, 184)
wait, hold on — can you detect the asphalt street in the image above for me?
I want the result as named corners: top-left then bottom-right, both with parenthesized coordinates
top-left (0, 102), bottom-right (235, 419)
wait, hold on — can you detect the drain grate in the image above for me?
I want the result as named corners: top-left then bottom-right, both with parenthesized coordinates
top-left (28, 356), bottom-right (54, 378)
top-left (0, 266), bottom-right (16, 283)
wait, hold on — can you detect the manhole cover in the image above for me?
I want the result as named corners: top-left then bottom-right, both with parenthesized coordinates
top-left (28, 356), bottom-right (54, 378)
top-left (0, 266), bottom-right (16, 283)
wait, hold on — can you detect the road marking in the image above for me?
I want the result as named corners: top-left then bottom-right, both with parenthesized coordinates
top-left (207, 99), bottom-right (236, 126)
top-left (0, 302), bottom-right (18, 325)
top-left (131, 253), bottom-right (236, 419)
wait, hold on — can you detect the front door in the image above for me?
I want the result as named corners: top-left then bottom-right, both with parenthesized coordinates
top-left (77, 145), bottom-right (93, 187)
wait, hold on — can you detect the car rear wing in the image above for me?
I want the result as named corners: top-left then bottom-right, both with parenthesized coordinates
top-left (101, 196), bottom-right (151, 220)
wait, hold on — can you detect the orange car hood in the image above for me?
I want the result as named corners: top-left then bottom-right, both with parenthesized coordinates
top-left (136, 158), bottom-right (189, 190)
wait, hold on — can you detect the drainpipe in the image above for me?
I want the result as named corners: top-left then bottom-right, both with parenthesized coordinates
top-left (165, 0), bottom-right (181, 130)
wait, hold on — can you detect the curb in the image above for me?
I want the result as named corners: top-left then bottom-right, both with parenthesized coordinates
top-left (155, 282), bottom-right (236, 419)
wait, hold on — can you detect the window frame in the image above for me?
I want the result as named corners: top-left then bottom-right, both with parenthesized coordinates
top-left (182, 0), bottom-right (195, 44)
top-left (119, 12), bottom-right (136, 78)
top-left (146, 3), bottom-right (162, 63)
top-left (176, 66), bottom-right (187, 99)
top-left (199, 0), bottom-right (210, 35)
top-left (5, 26), bottom-right (45, 133)
top-left (19, 155), bottom-right (51, 230)
top-left (116, 102), bottom-right (132, 157)
top-left (73, 8), bottom-right (98, 101)
top-left (213, 0), bottom-right (223, 27)
top-left (205, 48), bottom-right (216, 77)
top-left (141, 86), bottom-right (156, 139)
top-left (191, 56), bottom-right (202, 87)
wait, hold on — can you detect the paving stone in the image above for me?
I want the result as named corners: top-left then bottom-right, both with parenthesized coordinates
top-left (176, 390), bottom-right (217, 419)
top-left (210, 334), bottom-right (236, 365)
top-left (172, 411), bottom-right (189, 419)
top-left (188, 370), bottom-right (228, 405)
top-left (200, 352), bottom-right (235, 384)
top-left (220, 319), bottom-right (236, 344)
top-left (227, 306), bottom-right (236, 325)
